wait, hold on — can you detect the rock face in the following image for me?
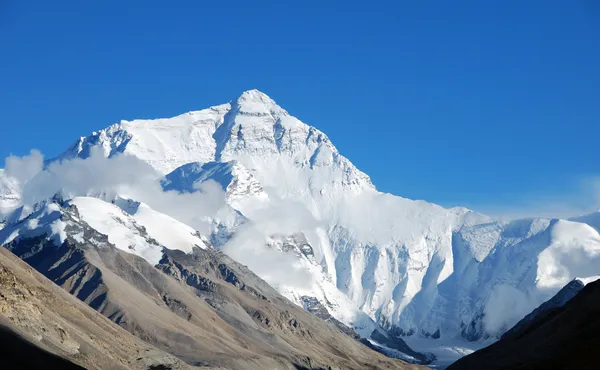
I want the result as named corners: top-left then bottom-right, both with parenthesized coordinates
top-left (0, 197), bottom-right (422, 370)
top-left (448, 278), bottom-right (600, 370)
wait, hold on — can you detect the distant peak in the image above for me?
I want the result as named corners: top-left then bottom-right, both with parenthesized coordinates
top-left (233, 89), bottom-right (287, 116)
top-left (238, 89), bottom-right (273, 103)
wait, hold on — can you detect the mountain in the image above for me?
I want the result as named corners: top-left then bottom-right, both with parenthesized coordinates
top-left (4, 89), bottom-right (600, 366)
top-left (0, 196), bottom-right (421, 369)
top-left (57, 89), bottom-right (372, 192)
top-left (448, 277), bottom-right (600, 370)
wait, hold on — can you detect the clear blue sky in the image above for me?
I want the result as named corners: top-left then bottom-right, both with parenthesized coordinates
top-left (1, 1), bottom-right (599, 216)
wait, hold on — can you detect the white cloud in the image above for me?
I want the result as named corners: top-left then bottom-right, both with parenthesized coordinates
top-left (222, 197), bottom-right (322, 290)
top-left (9, 148), bottom-right (231, 235)
top-left (4, 149), bottom-right (43, 184)
top-left (483, 284), bottom-right (539, 335)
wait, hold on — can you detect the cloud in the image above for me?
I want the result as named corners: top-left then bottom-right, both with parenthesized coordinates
top-left (222, 197), bottom-right (323, 291)
top-left (483, 284), bottom-right (540, 335)
top-left (4, 149), bottom-right (43, 184)
top-left (223, 226), bottom-right (316, 290)
top-left (9, 148), bottom-right (231, 234)
top-left (21, 148), bottom-right (157, 205)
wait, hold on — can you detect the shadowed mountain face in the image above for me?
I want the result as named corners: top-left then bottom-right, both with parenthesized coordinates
top-left (0, 199), bottom-right (422, 370)
top-left (448, 279), bottom-right (600, 370)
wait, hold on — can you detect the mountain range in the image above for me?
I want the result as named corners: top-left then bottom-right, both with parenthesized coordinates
top-left (1, 89), bottom-right (599, 368)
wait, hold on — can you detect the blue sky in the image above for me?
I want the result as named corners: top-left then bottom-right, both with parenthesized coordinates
top-left (1, 1), bottom-right (599, 217)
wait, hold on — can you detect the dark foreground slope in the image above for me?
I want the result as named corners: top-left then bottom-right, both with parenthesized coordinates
top-left (1, 200), bottom-right (423, 370)
top-left (0, 325), bottom-right (84, 370)
top-left (449, 279), bottom-right (600, 370)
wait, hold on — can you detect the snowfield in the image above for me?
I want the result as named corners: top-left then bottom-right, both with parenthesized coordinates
top-left (71, 197), bottom-right (209, 264)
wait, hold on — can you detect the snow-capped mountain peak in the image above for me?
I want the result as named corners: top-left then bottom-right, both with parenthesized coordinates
top-left (233, 89), bottom-right (288, 116)
top-left (54, 90), bottom-right (374, 193)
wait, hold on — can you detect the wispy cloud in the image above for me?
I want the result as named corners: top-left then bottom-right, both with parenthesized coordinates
top-left (4, 148), bottom-right (232, 234)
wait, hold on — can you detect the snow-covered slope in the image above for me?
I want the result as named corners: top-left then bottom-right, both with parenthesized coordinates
top-left (161, 161), bottom-right (268, 209)
top-left (71, 197), bottom-right (209, 264)
top-left (0, 196), bottom-right (210, 266)
top-left (12, 89), bottom-right (600, 365)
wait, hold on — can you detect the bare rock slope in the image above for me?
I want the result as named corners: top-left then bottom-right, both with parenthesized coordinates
top-left (0, 246), bottom-right (187, 370)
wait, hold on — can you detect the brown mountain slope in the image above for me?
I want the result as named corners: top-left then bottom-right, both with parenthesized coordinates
top-left (0, 246), bottom-right (189, 370)
top-left (448, 279), bottom-right (600, 370)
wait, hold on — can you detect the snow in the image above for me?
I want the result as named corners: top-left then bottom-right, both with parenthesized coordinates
top-left (121, 200), bottom-right (210, 252)
top-left (1, 195), bottom-right (210, 268)
top-left (70, 197), bottom-right (165, 264)
top-left (404, 336), bottom-right (485, 369)
top-left (0, 169), bottom-right (22, 217)
top-left (0, 202), bottom-right (66, 246)
top-left (161, 160), bottom-right (268, 207)
top-left (71, 199), bottom-right (201, 263)
top-left (71, 197), bottom-right (208, 264)
top-left (56, 105), bottom-right (229, 175)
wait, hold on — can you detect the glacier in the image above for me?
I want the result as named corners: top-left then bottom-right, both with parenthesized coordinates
top-left (2, 89), bottom-right (600, 365)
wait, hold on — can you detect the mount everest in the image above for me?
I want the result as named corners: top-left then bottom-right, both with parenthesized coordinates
top-left (1, 89), bottom-right (600, 366)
